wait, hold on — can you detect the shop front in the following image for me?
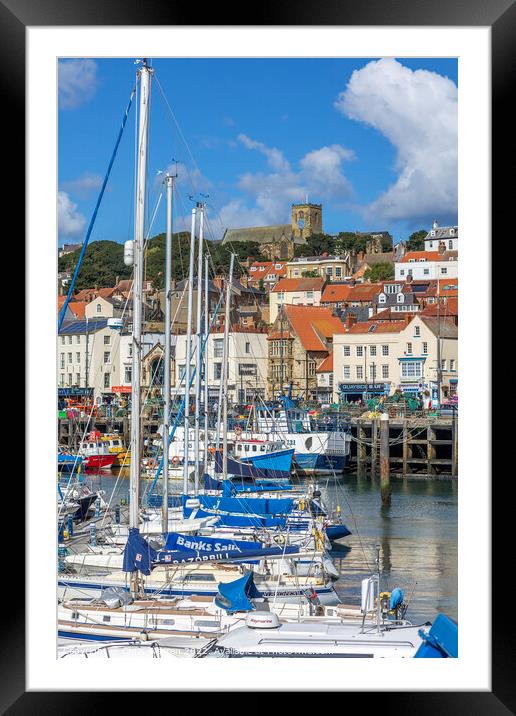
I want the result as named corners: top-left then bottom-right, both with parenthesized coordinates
top-left (338, 382), bottom-right (389, 403)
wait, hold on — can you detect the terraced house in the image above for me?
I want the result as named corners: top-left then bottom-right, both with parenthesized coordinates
top-left (267, 304), bottom-right (346, 400)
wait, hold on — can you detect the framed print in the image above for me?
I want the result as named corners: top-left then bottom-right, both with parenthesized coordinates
top-left (3, 0), bottom-right (509, 707)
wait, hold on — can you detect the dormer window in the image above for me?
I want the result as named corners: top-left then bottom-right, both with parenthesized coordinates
top-left (250, 267), bottom-right (257, 272)
top-left (379, 294), bottom-right (386, 303)
top-left (397, 293), bottom-right (404, 303)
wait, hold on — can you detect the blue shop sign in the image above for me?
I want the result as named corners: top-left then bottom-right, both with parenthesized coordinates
top-left (339, 382), bottom-right (388, 393)
top-left (58, 388), bottom-right (94, 397)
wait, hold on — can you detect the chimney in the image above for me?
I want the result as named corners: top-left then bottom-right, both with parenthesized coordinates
top-left (345, 314), bottom-right (357, 329)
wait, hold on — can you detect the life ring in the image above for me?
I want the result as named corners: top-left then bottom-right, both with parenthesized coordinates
top-left (234, 425), bottom-right (243, 436)
top-left (273, 534), bottom-right (286, 546)
top-left (171, 456), bottom-right (180, 465)
top-left (147, 458), bottom-right (157, 469)
top-left (208, 446), bottom-right (216, 454)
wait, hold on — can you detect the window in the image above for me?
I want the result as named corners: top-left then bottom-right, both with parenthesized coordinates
top-left (382, 345), bottom-right (389, 356)
top-left (60, 374), bottom-right (65, 387)
top-left (450, 359), bottom-right (456, 371)
top-left (68, 353), bottom-right (72, 363)
top-left (400, 270), bottom-right (405, 276)
top-left (414, 326), bottom-right (420, 337)
top-left (104, 373), bottom-right (110, 389)
top-left (397, 294), bottom-right (404, 303)
top-left (308, 361), bottom-right (316, 377)
top-left (306, 291), bottom-right (314, 299)
top-left (104, 351), bottom-right (110, 364)
top-left (441, 359), bottom-right (446, 370)
top-left (76, 373), bottom-right (81, 385)
top-left (326, 267), bottom-right (333, 276)
top-left (245, 342), bottom-right (250, 354)
top-left (61, 337), bottom-right (65, 345)
top-left (75, 335), bottom-right (80, 344)
top-left (407, 343), bottom-right (413, 354)
top-left (448, 240), bottom-right (453, 249)
top-left (68, 336), bottom-right (72, 344)
top-left (239, 363), bottom-right (257, 376)
top-left (343, 346), bottom-right (350, 357)
top-left (67, 373), bottom-right (72, 386)
top-left (379, 295), bottom-right (386, 304)
top-left (401, 361), bottom-right (423, 379)
top-left (213, 339), bottom-right (223, 358)
top-left (382, 365), bottom-right (389, 379)
top-left (422, 342), bottom-right (428, 354)
top-left (441, 267), bottom-right (448, 274)
top-left (104, 335), bottom-right (111, 345)
top-left (356, 366), bottom-right (363, 380)
top-left (424, 269), bottom-right (429, 275)
top-left (60, 354), bottom-right (65, 369)
top-left (356, 346), bottom-right (363, 357)
top-left (96, 304), bottom-right (102, 313)
top-left (335, 267), bottom-right (342, 278)
top-left (369, 364), bottom-right (377, 381)
top-left (76, 352), bottom-right (81, 363)
top-left (370, 345), bottom-right (377, 356)
top-left (125, 367), bottom-right (132, 383)
top-left (277, 292), bottom-right (285, 301)
top-left (214, 363), bottom-right (222, 380)
top-left (128, 344), bottom-right (133, 358)
top-left (178, 364), bottom-right (185, 381)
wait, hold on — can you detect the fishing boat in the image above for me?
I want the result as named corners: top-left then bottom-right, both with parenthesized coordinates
top-left (58, 448), bottom-right (83, 474)
top-left (79, 431), bottom-right (118, 471)
top-left (100, 433), bottom-right (131, 467)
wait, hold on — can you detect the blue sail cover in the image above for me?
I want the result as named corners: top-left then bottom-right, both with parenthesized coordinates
top-left (183, 506), bottom-right (287, 529)
top-left (162, 532), bottom-right (262, 554)
top-left (192, 494), bottom-right (294, 516)
top-left (414, 614), bottom-right (458, 658)
top-left (220, 480), bottom-right (292, 497)
top-left (122, 528), bottom-right (157, 575)
top-left (214, 450), bottom-right (291, 480)
top-left (204, 474), bottom-right (223, 491)
top-left (214, 572), bottom-right (262, 613)
top-left (155, 544), bottom-right (299, 565)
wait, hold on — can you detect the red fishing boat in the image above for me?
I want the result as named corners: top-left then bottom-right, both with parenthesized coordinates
top-left (79, 431), bottom-right (118, 471)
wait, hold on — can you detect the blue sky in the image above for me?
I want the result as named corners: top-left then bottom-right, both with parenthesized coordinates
top-left (58, 57), bottom-right (458, 246)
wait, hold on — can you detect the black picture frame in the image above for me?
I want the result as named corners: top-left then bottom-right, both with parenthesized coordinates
top-left (6, 0), bottom-right (507, 708)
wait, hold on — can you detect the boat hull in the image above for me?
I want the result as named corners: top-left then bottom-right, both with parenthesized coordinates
top-left (293, 453), bottom-right (347, 475)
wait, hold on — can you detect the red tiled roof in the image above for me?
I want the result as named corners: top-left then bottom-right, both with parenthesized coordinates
top-left (285, 304), bottom-right (346, 351)
top-left (272, 277), bottom-right (324, 293)
top-left (347, 318), bottom-right (411, 334)
top-left (421, 297), bottom-right (458, 316)
top-left (400, 251), bottom-right (442, 263)
top-left (321, 282), bottom-right (383, 303)
top-left (68, 301), bottom-right (88, 319)
top-left (267, 330), bottom-right (294, 341)
top-left (317, 353), bottom-right (333, 372)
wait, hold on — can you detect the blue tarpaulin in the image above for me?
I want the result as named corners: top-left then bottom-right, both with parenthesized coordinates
top-left (414, 614), bottom-right (458, 658)
top-left (214, 451), bottom-right (291, 480)
top-left (214, 572), bottom-right (262, 613)
top-left (122, 528), bottom-right (157, 575)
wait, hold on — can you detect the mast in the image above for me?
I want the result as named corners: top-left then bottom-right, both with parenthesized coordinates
top-left (129, 59), bottom-right (152, 530)
top-left (215, 254), bottom-right (234, 453)
top-left (183, 206), bottom-right (198, 494)
top-left (436, 279), bottom-right (442, 405)
top-left (222, 254), bottom-right (235, 480)
top-left (203, 254), bottom-right (209, 471)
top-left (162, 172), bottom-right (174, 532)
top-left (194, 203), bottom-right (204, 492)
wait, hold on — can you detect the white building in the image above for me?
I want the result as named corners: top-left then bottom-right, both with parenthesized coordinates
top-left (424, 221), bottom-right (458, 252)
top-left (174, 329), bottom-right (268, 404)
top-left (117, 332), bottom-right (167, 389)
top-left (395, 250), bottom-right (458, 281)
top-left (58, 318), bottom-right (122, 401)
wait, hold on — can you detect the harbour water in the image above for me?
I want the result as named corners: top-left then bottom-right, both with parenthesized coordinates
top-left (71, 470), bottom-right (458, 624)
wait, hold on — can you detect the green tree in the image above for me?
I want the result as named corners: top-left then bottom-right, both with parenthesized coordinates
top-left (406, 230), bottom-right (427, 251)
top-left (58, 240), bottom-right (132, 290)
top-left (363, 263), bottom-right (395, 282)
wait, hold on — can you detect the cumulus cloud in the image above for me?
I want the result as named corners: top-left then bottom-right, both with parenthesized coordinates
top-left (217, 135), bottom-right (355, 231)
top-left (335, 58), bottom-right (457, 224)
top-left (61, 172), bottom-right (103, 198)
top-left (58, 59), bottom-right (98, 109)
top-left (58, 191), bottom-right (87, 237)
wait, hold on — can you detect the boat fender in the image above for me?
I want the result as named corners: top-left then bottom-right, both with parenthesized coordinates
top-left (185, 498), bottom-right (200, 509)
top-left (245, 612), bottom-right (280, 629)
top-left (273, 534), bottom-right (286, 545)
top-left (171, 456), bottom-right (180, 465)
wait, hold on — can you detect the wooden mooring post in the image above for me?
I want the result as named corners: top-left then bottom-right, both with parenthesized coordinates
top-left (356, 419), bottom-right (366, 477)
top-left (380, 412), bottom-right (391, 506)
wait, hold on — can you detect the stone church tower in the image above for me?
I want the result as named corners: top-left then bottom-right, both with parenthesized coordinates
top-left (291, 202), bottom-right (323, 241)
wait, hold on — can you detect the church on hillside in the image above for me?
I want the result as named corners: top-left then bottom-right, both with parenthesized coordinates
top-left (221, 202), bottom-right (323, 261)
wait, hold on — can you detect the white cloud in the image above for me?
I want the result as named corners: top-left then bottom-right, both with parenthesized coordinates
top-left (335, 58), bottom-right (457, 224)
top-left (218, 135), bottom-right (355, 232)
top-left (237, 134), bottom-right (291, 173)
top-left (62, 173), bottom-right (103, 198)
top-left (58, 191), bottom-right (87, 237)
top-left (58, 59), bottom-right (98, 109)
